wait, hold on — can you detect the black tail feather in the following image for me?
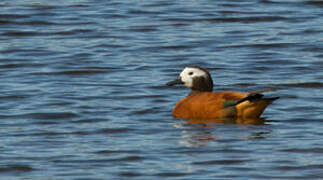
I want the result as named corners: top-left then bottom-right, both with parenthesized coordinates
top-left (237, 94), bottom-right (279, 105)
top-left (264, 96), bottom-right (280, 101)
top-left (237, 93), bottom-right (263, 104)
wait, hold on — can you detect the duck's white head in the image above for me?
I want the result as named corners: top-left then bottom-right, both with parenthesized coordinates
top-left (166, 66), bottom-right (213, 92)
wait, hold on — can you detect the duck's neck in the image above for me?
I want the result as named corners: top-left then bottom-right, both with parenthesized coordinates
top-left (189, 90), bottom-right (208, 96)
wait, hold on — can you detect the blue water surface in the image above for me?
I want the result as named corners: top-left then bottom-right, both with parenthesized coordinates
top-left (0, 0), bottom-right (323, 179)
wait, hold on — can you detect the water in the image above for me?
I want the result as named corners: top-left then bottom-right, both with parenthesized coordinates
top-left (1, 0), bottom-right (323, 179)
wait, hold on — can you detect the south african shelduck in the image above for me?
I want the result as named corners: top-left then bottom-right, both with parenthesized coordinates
top-left (166, 66), bottom-right (279, 120)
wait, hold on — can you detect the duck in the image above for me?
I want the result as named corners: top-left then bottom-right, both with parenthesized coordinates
top-left (166, 66), bottom-right (279, 120)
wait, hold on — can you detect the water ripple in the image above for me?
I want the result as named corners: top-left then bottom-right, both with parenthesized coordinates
top-left (0, 165), bottom-right (33, 173)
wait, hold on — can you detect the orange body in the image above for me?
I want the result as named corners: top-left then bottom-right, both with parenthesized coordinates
top-left (173, 91), bottom-right (273, 120)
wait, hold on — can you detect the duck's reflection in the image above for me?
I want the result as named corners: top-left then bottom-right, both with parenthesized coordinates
top-left (186, 117), bottom-right (265, 125)
top-left (176, 117), bottom-right (271, 147)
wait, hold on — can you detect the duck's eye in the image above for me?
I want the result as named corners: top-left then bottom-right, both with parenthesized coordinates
top-left (188, 72), bottom-right (194, 75)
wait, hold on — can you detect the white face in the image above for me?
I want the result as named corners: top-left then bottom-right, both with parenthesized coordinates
top-left (179, 67), bottom-right (208, 88)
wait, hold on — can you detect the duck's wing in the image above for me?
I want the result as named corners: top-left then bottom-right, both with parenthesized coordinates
top-left (231, 89), bottom-right (279, 118)
top-left (173, 91), bottom-right (278, 119)
top-left (220, 91), bottom-right (248, 108)
top-left (173, 91), bottom-right (245, 119)
top-left (222, 89), bottom-right (278, 108)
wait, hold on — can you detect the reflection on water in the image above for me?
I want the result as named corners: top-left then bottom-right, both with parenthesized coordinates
top-left (185, 117), bottom-right (266, 125)
top-left (175, 118), bottom-right (272, 147)
top-left (179, 129), bottom-right (216, 147)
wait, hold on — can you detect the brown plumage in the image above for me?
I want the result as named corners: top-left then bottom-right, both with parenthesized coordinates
top-left (166, 66), bottom-right (279, 121)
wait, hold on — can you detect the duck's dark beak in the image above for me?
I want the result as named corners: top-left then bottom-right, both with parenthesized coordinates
top-left (166, 78), bottom-right (183, 86)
